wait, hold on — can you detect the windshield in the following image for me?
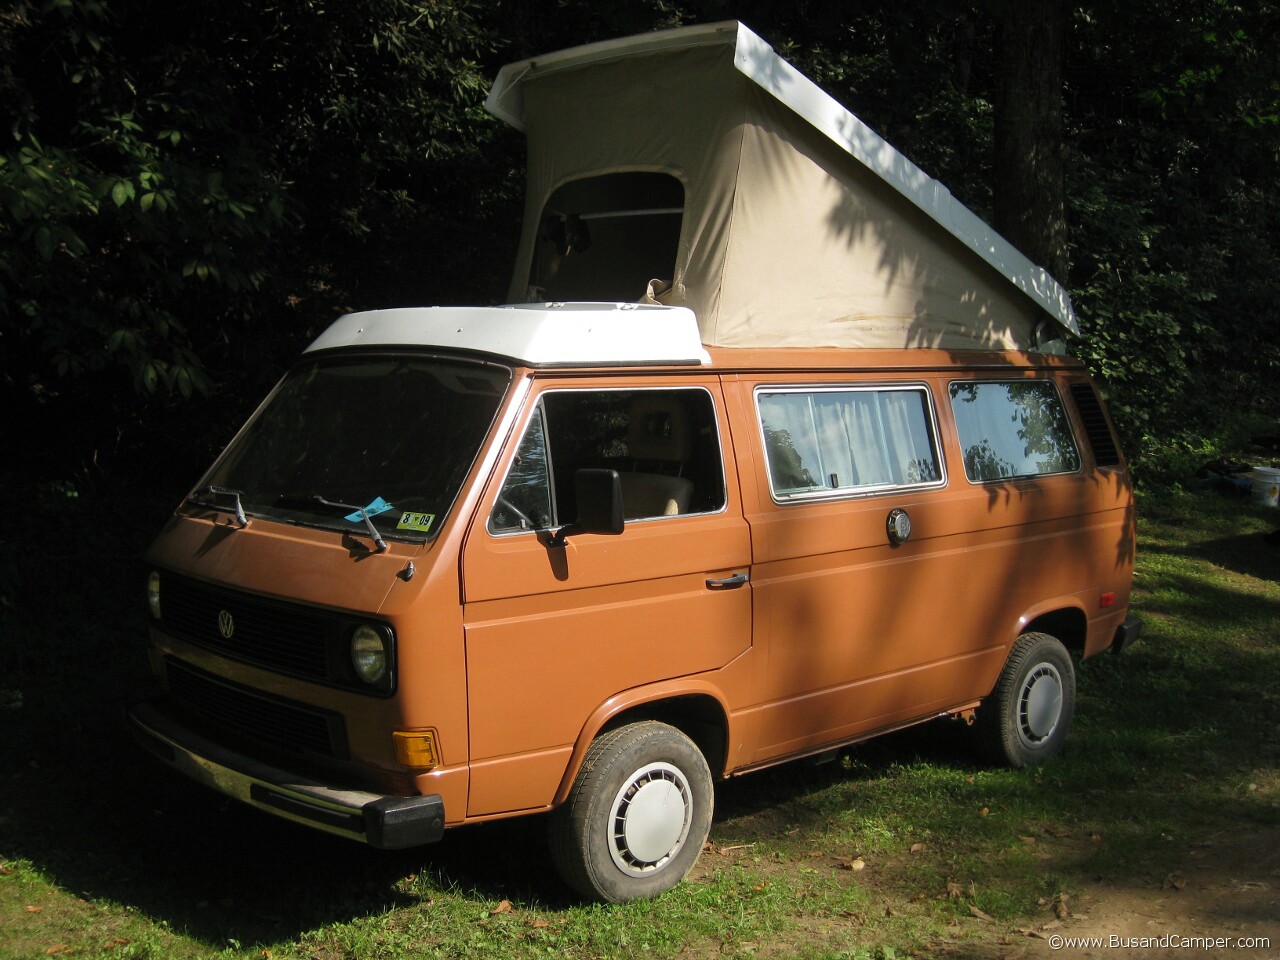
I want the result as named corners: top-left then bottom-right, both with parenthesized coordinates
top-left (195, 355), bottom-right (511, 542)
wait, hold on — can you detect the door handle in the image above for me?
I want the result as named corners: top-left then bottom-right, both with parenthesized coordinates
top-left (706, 572), bottom-right (749, 590)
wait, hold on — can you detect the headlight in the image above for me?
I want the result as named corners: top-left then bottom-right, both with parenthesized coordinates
top-left (147, 571), bottom-right (162, 620)
top-left (350, 624), bottom-right (389, 685)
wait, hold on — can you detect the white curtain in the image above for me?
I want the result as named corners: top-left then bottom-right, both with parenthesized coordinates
top-left (760, 389), bottom-right (936, 494)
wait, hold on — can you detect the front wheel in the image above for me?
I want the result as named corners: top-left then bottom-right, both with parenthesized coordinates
top-left (549, 721), bottom-right (713, 903)
top-left (977, 632), bottom-right (1076, 768)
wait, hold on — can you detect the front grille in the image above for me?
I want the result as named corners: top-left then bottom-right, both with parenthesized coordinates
top-left (165, 658), bottom-right (348, 759)
top-left (160, 573), bottom-right (352, 685)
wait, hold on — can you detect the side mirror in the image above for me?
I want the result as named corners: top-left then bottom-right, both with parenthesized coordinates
top-left (549, 469), bottom-right (624, 546)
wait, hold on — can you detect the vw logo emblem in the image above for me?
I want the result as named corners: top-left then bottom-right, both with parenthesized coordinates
top-left (217, 610), bottom-right (235, 639)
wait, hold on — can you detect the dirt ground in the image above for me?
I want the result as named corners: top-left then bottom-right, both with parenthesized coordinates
top-left (694, 800), bottom-right (1280, 960)
top-left (928, 824), bottom-right (1280, 960)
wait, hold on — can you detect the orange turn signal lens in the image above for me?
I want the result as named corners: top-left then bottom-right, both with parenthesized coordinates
top-left (393, 730), bottom-right (440, 769)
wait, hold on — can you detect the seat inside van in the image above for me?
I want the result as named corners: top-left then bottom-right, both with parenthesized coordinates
top-left (618, 395), bottom-right (694, 518)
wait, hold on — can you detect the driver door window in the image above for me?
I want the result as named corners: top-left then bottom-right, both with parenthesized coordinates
top-left (488, 387), bottom-right (726, 535)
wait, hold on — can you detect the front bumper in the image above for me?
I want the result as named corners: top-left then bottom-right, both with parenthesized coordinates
top-left (128, 700), bottom-right (445, 849)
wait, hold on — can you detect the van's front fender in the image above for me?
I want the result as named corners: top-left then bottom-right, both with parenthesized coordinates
top-left (553, 679), bottom-right (736, 806)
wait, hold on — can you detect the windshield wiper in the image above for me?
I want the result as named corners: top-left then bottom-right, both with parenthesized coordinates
top-left (192, 485), bottom-right (250, 528)
top-left (285, 496), bottom-right (389, 555)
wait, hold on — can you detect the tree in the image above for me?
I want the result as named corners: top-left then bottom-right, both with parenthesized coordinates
top-left (1066, 0), bottom-right (1280, 463)
top-left (993, 0), bottom-right (1069, 284)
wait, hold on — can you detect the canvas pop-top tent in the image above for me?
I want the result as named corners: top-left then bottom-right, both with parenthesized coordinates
top-left (486, 21), bottom-right (1078, 353)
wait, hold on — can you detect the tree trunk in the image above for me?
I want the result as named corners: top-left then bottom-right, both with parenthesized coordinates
top-left (993, 0), bottom-right (1068, 285)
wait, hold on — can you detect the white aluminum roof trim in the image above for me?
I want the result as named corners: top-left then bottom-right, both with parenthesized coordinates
top-left (304, 303), bottom-right (713, 367)
top-left (729, 25), bottom-right (1078, 334)
top-left (485, 20), bottom-right (1079, 335)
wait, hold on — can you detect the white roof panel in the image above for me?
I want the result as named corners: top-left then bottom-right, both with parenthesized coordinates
top-left (304, 303), bottom-right (712, 367)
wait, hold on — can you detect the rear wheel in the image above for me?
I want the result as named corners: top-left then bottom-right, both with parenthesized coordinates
top-left (549, 721), bottom-right (713, 903)
top-left (977, 632), bottom-right (1076, 767)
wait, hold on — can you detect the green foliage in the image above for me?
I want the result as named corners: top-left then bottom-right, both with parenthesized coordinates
top-left (1, 0), bottom-right (514, 485)
top-left (1, 0), bottom-right (291, 404)
top-left (1066, 0), bottom-right (1280, 466)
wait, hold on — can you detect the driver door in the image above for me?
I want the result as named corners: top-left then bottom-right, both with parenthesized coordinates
top-left (460, 377), bottom-right (752, 817)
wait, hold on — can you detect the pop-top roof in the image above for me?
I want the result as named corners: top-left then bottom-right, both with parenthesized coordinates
top-left (486, 21), bottom-right (1077, 353)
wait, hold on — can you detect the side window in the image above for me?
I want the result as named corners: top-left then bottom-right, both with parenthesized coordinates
top-left (489, 388), bottom-right (726, 534)
top-left (488, 406), bottom-right (554, 534)
top-left (949, 380), bottom-right (1081, 482)
top-left (757, 387), bottom-right (942, 499)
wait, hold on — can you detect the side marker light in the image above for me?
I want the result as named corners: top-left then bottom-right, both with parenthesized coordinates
top-left (393, 730), bottom-right (440, 769)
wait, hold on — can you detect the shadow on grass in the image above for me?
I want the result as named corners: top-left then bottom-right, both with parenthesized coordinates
top-left (1193, 531), bottom-right (1280, 583)
top-left (710, 717), bottom-right (983, 829)
top-left (0, 708), bottom-right (582, 948)
top-left (0, 707), bottom-right (985, 949)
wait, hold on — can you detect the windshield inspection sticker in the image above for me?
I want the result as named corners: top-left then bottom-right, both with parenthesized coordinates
top-left (344, 497), bottom-right (395, 523)
top-left (397, 512), bottom-right (435, 533)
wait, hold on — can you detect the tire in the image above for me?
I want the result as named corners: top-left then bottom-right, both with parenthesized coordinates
top-left (976, 632), bottom-right (1076, 768)
top-left (549, 721), bottom-right (713, 903)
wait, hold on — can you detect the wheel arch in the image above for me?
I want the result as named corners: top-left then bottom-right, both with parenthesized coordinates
top-left (1019, 603), bottom-right (1088, 657)
top-left (553, 682), bottom-right (731, 806)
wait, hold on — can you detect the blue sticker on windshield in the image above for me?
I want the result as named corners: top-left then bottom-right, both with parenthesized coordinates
top-left (345, 497), bottom-right (395, 523)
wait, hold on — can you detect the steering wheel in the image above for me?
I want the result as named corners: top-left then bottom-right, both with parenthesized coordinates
top-left (495, 496), bottom-right (537, 531)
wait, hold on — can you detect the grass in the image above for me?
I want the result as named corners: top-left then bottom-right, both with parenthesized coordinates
top-left (2, 483), bottom-right (1278, 959)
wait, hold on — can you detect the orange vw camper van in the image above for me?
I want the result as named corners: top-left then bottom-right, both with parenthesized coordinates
top-left (131, 22), bottom-right (1140, 903)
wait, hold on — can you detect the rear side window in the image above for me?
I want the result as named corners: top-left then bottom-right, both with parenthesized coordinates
top-left (949, 381), bottom-right (1080, 482)
top-left (756, 386), bottom-right (943, 499)
top-left (489, 387), bottom-right (726, 534)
